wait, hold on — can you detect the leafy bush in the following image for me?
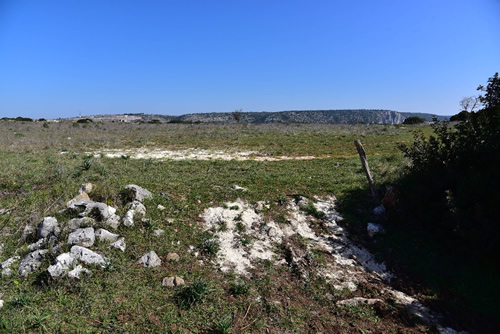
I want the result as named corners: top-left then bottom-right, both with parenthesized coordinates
top-left (397, 74), bottom-right (500, 261)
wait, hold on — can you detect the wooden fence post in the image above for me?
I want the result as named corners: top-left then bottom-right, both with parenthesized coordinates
top-left (354, 140), bottom-right (378, 201)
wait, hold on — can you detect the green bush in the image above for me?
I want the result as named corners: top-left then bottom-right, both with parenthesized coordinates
top-left (397, 74), bottom-right (500, 260)
top-left (402, 116), bottom-right (426, 125)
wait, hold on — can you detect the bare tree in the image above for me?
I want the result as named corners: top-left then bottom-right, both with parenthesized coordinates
top-left (459, 96), bottom-right (481, 113)
top-left (232, 109), bottom-right (243, 123)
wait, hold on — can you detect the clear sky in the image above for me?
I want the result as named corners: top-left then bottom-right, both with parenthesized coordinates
top-left (1, 0), bottom-right (499, 119)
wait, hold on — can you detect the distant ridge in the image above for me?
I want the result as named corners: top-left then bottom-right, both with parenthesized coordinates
top-left (68, 109), bottom-right (448, 124)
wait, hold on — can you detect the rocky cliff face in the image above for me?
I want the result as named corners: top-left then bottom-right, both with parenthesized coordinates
top-left (178, 109), bottom-right (409, 124)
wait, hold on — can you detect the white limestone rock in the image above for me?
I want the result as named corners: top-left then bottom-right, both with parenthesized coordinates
top-left (66, 217), bottom-right (96, 232)
top-left (125, 184), bottom-right (153, 202)
top-left (68, 265), bottom-right (91, 279)
top-left (105, 214), bottom-right (121, 229)
top-left (123, 210), bottom-right (135, 227)
top-left (137, 251), bottom-right (161, 268)
top-left (19, 249), bottom-right (48, 276)
top-left (109, 237), bottom-right (126, 252)
top-left (70, 245), bottom-right (108, 267)
top-left (95, 228), bottom-right (119, 242)
top-left (37, 217), bottom-right (60, 239)
top-left (128, 201), bottom-right (146, 217)
top-left (1, 256), bottom-right (20, 277)
top-left (367, 223), bottom-right (385, 238)
top-left (153, 229), bottom-right (165, 237)
top-left (47, 252), bottom-right (76, 278)
top-left (67, 227), bottom-right (95, 247)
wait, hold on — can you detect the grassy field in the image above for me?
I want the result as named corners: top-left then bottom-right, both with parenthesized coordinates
top-left (0, 120), bottom-right (456, 333)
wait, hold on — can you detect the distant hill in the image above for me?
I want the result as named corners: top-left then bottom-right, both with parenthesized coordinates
top-left (67, 110), bottom-right (448, 124)
top-left (175, 109), bottom-right (448, 124)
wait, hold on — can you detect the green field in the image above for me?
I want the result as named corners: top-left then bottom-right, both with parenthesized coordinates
top-left (0, 120), bottom-right (463, 333)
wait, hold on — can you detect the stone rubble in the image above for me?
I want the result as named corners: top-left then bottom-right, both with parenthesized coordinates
top-left (109, 237), bottom-right (126, 252)
top-left (1, 256), bottom-right (20, 276)
top-left (67, 227), bottom-right (95, 247)
top-left (162, 276), bottom-right (185, 287)
top-left (37, 217), bottom-right (60, 239)
top-left (47, 252), bottom-right (76, 278)
top-left (125, 184), bottom-right (152, 202)
top-left (19, 249), bottom-right (48, 277)
top-left (367, 222), bottom-right (385, 238)
top-left (70, 246), bottom-right (108, 267)
top-left (137, 251), bottom-right (162, 268)
top-left (95, 228), bottom-right (119, 243)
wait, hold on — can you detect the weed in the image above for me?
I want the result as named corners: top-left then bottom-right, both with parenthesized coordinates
top-left (202, 238), bottom-right (220, 257)
top-left (175, 279), bottom-right (211, 309)
top-left (30, 311), bottom-right (50, 331)
top-left (240, 235), bottom-right (252, 246)
top-left (230, 281), bottom-right (249, 296)
top-left (302, 201), bottom-right (326, 219)
top-left (214, 313), bottom-right (232, 334)
top-left (235, 222), bottom-right (245, 232)
top-left (11, 280), bottom-right (31, 308)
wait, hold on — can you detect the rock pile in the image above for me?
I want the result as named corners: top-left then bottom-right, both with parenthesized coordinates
top-left (0, 184), bottom-right (158, 280)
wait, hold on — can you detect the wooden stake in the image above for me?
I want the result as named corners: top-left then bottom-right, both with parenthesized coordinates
top-left (354, 140), bottom-right (378, 201)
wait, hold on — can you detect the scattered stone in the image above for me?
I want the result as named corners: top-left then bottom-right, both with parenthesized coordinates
top-left (105, 214), bottom-right (121, 229)
top-left (166, 252), bottom-right (180, 262)
top-left (125, 184), bottom-right (153, 202)
top-left (67, 217), bottom-right (96, 231)
top-left (123, 210), bottom-right (135, 227)
top-left (373, 204), bottom-right (386, 216)
top-left (109, 237), bottom-right (126, 252)
top-left (0, 243), bottom-right (3, 255)
top-left (296, 196), bottom-right (309, 209)
top-left (254, 201), bottom-right (269, 213)
top-left (337, 297), bottom-right (384, 307)
top-left (381, 185), bottom-right (399, 209)
top-left (70, 246), bottom-right (108, 267)
top-left (153, 229), bottom-right (165, 237)
top-left (66, 200), bottom-right (114, 221)
top-left (37, 217), bottom-right (60, 239)
top-left (51, 244), bottom-right (61, 256)
top-left (20, 224), bottom-right (35, 242)
top-left (95, 228), bottom-right (119, 242)
top-left (267, 227), bottom-right (277, 237)
top-left (1, 256), bottom-right (20, 276)
top-left (128, 201), bottom-right (146, 217)
top-left (231, 184), bottom-right (247, 191)
top-left (162, 276), bottom-right (185, 287)
top-left (68, 227), bottom-right (95, 247)
top-left (157, 204), bottom-right (166, 211)
top-left (28, 238), bottom-right (47, 251)
top-left (137, 251), bottom-right (161, 268)
top-left (68, 265), bottom-right (91, 279)
top-left (79, 182), bottom-right (94, 194)
top-left (0, 300), bottom-right (3, 308)
top-left (47, 252), bottom-right (76, 278)
top-left (19, 249), bottom-right (48, 276)
top-left (0, 208), bottom-right (10, 215)
top-left (66, 192), bottom-right (90, 207)
top-left (367, 223), bottom-right (385, 238)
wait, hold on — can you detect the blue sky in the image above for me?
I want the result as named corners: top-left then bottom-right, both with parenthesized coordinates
top-left (1, 0), bottom-right (499, 119)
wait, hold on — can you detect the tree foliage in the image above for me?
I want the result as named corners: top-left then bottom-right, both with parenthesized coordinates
top-left (477, 72), bottom-right (500, 109)
top-left (402, 116), bottom-right (426, 125)
top-left (397, 73), bottom-right (500, 260)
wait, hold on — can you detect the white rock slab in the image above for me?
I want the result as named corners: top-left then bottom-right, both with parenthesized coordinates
top-left (68, 227), bottom-right (95, 247)
top-left (70, 245), bottom-right (108, 267)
